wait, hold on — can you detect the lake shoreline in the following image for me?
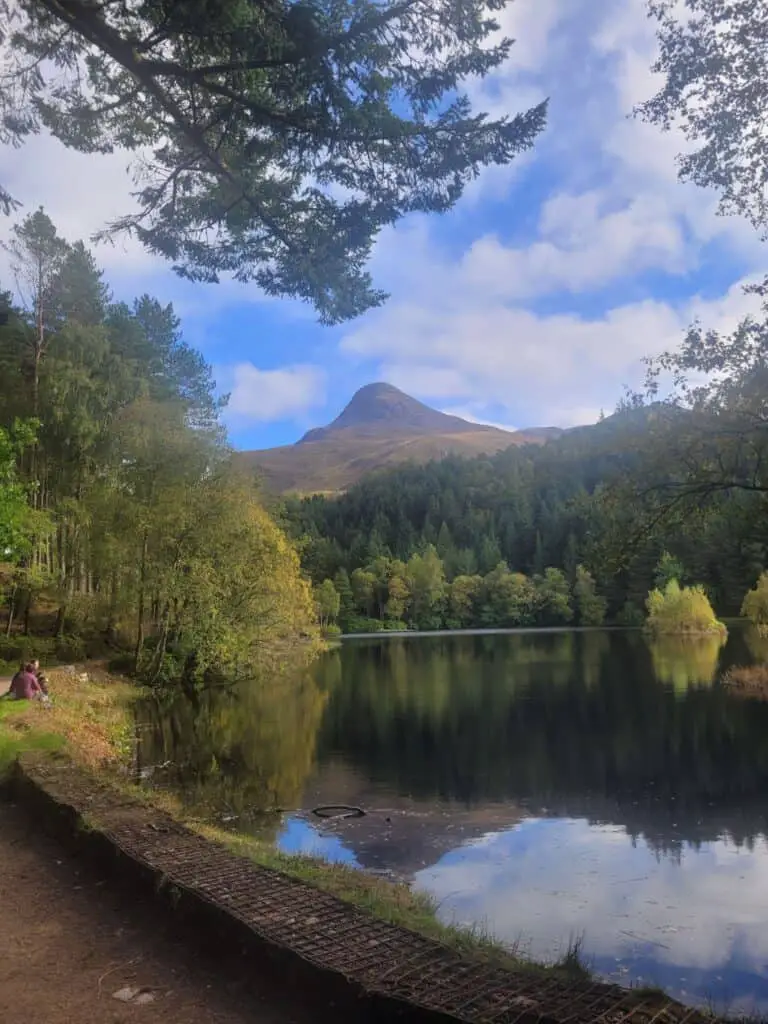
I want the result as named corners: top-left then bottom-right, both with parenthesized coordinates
top-left (2, 749), bottom-right (714, 1024)
top-left (274, 626), bottom-right (768, 1014)
top-left (340, 625), bottom-right (637, 639)
top-left (0, 667), bottom-right (599, 978)
top-left (4, 633), bottom-right (762, 1018)
top-left (339, 618), bottom-right (749, 640)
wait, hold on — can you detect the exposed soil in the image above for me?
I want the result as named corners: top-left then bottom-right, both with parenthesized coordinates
top-left (0, 798), bottom-right (336, 1024)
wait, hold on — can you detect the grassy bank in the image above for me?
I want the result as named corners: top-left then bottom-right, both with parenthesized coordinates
top-left (0, 667), bottom-right (134, 778)
top-left (0, 665), bottom-right (589, 980)
top-left (0, 700), bottom-right (63, 774)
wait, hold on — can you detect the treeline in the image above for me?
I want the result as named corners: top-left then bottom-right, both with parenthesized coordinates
top-left (285, 405), bottom-right (767, 629)
top-left (315, 551), bottom-right (605, 633)
top-left (0, 209), bottom-right (316, 685)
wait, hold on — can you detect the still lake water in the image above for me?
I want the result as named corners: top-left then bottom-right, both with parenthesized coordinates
top-left (138, 628), bottom-right (768, 1014)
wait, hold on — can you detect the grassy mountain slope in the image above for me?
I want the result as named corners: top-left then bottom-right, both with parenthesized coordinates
top-left (239, 383), bottom-right (561, 494)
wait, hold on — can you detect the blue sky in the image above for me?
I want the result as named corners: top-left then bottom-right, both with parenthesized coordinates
top-left (1, 0), bottom-right (765, 451)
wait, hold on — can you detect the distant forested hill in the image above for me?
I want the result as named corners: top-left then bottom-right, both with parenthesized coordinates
top-left (281, 405), bottom-right (765, 629)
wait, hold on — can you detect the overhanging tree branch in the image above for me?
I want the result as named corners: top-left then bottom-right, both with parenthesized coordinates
top-left (1, 0), bottom-right (546, 321)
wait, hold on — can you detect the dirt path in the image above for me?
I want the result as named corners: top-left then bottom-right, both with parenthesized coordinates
top-left (0, 799), bottom-right (336, 1024)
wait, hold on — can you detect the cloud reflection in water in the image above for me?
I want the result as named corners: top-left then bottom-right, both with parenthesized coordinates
top-left (413, 818), bottom-right (768, 1014)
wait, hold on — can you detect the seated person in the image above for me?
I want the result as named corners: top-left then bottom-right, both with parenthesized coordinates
top-left (9, 662), bottom-right (43, 701)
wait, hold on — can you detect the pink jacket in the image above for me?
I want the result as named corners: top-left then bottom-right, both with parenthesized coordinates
top-left (10, 670), bottom-right (41, 700)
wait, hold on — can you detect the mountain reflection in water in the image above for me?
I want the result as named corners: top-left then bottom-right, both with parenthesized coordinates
top-left (138, 629), bottom-right (768, 1015)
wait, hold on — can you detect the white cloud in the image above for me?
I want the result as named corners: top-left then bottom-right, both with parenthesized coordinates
top-left (592, 0), bottom-right (763, 260)
top-left (382, 365), bottom-right (470, 401)
top-left (461, 0), bottom-right (762, 264)
top-left (366, 192), bottom-right (690, 320)
top-left (341, 277), bottom-right (763, 428)
top-left (415, 818), bottom-right (768, 1008)
top-left (338, 0), bottom-right (768, 429)
top-left (461, 195), bottom-right (686, 300)
top-left (440, 407), bottom-right (520, 433)
top-left (0, 132), bottom-right (158, 277)
top-left (495, 0), bottom-right (567, 73)
top-left (223, 363), bottom-right (327, 423)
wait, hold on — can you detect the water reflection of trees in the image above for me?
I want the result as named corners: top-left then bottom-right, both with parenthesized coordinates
top-left (647, 635), bottom-right (725, 690)
top-left (138, 657), bottom-right (329, 826)
top-left (137, 631), bottom-right (768, 858)
top-left (316, 632), bottom-right (768, 854)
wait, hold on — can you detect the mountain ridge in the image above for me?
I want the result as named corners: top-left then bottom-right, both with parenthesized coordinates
top-left (238, 383), bottom-right (562, 494)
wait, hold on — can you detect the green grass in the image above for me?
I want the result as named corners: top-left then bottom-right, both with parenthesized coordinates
top-left (0, 699), bottom-right (64, 778)
top-left (631, 984), bottom-right (672, 1000)
top-left (0, 666), bottom-right (135, 781)
top-left (555, 934), bottom-right (592, 981)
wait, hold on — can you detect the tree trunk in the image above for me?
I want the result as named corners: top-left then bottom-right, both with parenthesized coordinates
top-left (33, 258), bottom-right (44, 419)
top-left (104, 571), bottom-right (118, 644)
top-left (54, 601), bottom-right (67, 638)
top-left (29, 277), bottom-right (44, 496)
top-left (149, 604), bottom-right (170, 684)
top-left (23, 590), bottom-right (32, 636)
top-left (134, 532), bottom-right (149, 667)
top-left (5, 587), bottom-right (17, 637)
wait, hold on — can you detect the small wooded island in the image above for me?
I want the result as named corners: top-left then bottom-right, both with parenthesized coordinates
top-left (644, 580), bottom-right (727, 637)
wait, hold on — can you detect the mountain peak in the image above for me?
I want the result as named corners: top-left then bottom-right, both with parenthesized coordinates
top-left (328, 382), bottom-right (446, 429)
top-left (299, 382), bottom-right (486, 443)
top-left (240, 383), bottom-right (562, 492)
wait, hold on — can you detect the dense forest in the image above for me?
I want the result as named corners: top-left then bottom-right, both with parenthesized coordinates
top-left (283, 386), bottom-right (768, 633)
top-left (3, 208), bottom-right (764, 658)
top-left (0, 0), bottom-right (765, 654)
top-left (272, 0), bottom-right (768, 638)
top-left (0, 209), bottom-right (316, 685)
